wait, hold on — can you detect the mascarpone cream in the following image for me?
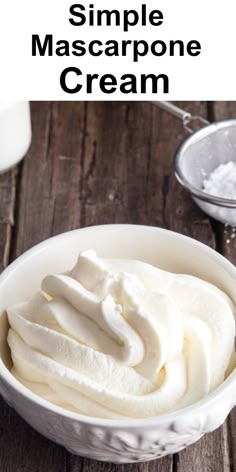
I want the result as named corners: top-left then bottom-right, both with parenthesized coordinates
top-left (7, 250), bottom-right (236, 418)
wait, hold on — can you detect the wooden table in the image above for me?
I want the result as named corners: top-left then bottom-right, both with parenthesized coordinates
top-left (0, 101), bottom-right (235, 472)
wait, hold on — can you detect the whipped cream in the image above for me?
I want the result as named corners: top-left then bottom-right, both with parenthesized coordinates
top-left (7, 250), bottom-right (236, 418)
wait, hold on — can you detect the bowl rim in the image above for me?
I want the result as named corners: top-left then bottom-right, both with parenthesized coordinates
top-left (0, 223), bottom-right (236, 428)
top-left (174, 118), bottom-right (236, 208)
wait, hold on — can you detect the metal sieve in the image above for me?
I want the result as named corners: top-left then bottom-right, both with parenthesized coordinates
top-left (153, 101), bottom-right (236, 226)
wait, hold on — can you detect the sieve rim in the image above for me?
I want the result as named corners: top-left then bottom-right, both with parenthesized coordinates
top-left (174, 118), bottom-right (236, 208)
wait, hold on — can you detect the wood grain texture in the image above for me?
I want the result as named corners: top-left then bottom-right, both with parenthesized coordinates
top-left (12, 102), bottom-right (86, 258)
top-left (0, 101), bottom-right (235, 471)
top-left (210, 101), bottom-right (236, 264)
top-left (0, 402), bottom-right (66, 472)
top-left (153, 101), bottom-right (230, 472)
top-left (0, 103), bottom-right (68, 472)
top-left (211, 101), bottom-right (236, 472)
top-left (0, 167), bottom-right (17, 273)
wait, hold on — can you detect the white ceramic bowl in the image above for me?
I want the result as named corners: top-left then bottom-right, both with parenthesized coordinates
top-left (0, 225), bottom-right (236, 463)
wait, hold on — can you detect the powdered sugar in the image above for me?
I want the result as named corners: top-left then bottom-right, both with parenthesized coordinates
top-left (198, 161), bottom-right (236, 227)
top-left (203, 161), bottom-right (236, 200)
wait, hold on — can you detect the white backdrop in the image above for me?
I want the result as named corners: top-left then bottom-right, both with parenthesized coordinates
top-left (0, 0), bottom-right (235, 100)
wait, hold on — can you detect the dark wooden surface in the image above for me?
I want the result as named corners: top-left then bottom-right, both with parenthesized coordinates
top-left (0, 101), bottom-right (236, 471)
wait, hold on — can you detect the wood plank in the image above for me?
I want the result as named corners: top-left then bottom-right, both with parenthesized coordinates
top-left (0, 102), bottom-right (68, 472)
top-left (80, 102), bottom-right (159, 227)
top-left (68, 101), bottom-right (172, 471)
top-left (173, 425), bottom-right (230, 472)
top-left (210, 101), bottom-right (236, 263)
top-left (0, 161), bottom-right (29, 471)
top-left (12, 101), bottom-right (86, 258)
top-left (211, 101), bottom-right (236, 472)
top-left (0, 167), bottom-right (17, 273)
top-left (151, 101), bottom-right (215, 244)
top-left (71, 453), bottom-right (173, 471)
top-left (0, 404), bottom-right (67, 472)
top-left (68, 459), bottom-right (169, 472)
top-left (158, 101), bottom-right (229, 472)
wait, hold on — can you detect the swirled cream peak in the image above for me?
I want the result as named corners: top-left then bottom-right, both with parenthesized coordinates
top-left (7, 250), bottom-right (236, 418)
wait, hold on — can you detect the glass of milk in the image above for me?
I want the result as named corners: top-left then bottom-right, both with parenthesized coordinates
top-left (0, 102), bottom-right (32, 173)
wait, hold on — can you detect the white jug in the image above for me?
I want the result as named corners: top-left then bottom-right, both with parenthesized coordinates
top-left (0, 102), bottom-right (32, 173)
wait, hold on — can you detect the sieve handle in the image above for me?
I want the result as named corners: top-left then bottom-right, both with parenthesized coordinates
top-left (152, 101), bottom-right (209, 133)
